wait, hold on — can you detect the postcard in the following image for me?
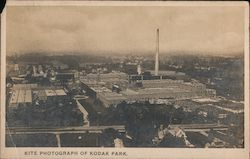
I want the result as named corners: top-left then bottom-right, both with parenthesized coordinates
top-left (0, 1), bottom-right (249, 159)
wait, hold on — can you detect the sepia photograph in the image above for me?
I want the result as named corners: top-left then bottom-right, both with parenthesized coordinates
top-left (0, 1), bottom-right (249, 159)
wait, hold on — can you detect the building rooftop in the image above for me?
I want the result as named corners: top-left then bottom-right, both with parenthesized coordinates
top-left (142, 79), bottom-right (184, 84)
top-left (138, 87), bottom-right (190, 94)
top-left (91, 87), bottom-right (112, 93)
top-left (9, 89), bottom-right (32, 106)
top-left (99, 92), bottom-right (127, 101)
top-left (148, 70), bottom-right (185, 76)
top-left (55, 89), bottom-right (67, 96)
top-left (45, 89), bottom-right (67, 97)
top-left (10, 90), bottom-right (19, 105)
top-left (45, 89), bottom-right (57, 96)
top-left (121, 89), bottom-right (139, 96)
top-left (13, 84), bottom-right (38, 90)
top-left (85, 72), bottom-right (127, 80)
top-left (25, 90), bottom-right (32, 103)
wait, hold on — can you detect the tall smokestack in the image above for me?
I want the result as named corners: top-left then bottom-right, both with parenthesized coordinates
top-left (155, 28), bottom-right (159, 76)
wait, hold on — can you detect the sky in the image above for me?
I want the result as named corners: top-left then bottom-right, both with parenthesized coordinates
top-left (6, 5), bottom-right (246, 56)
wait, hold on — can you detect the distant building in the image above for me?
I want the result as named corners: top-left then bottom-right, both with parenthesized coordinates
top-left (79, 62), bottom-right (104, 68)
top-left (97, 91), bottom-right (127, 107)
top-left (38, 89), bottom-right (67, 101)
top-left (12, 84), bottom-right (38, 90)
top-left (82, 71), bottom-right (128, 90)
top-left (9, 89), bottom-right (32, 108)
top-left (206, 89), bottom-right (216, 97)
top-left (9, 84), bottom-right (38, 108)
top-left (122, 79), bottom-right (216, 101)
top-left (14, 64), bottom-right (19, 72)
top-left (56, 71), bottom-right (79, 81)
top-left (88, 86), bottom-right (127, 107)
top-left (8, 83), bottom-right (68, 108)
top-left (123, 63), bottom-right (137, 75)
top-left (51, 60), bottom-right (69, 70)
top-left (81, 73), bottom-right (216, 107)
top-left (84, 72), bottom-right (127, 81)
top-left (75, 98), bottom-right (90, 126)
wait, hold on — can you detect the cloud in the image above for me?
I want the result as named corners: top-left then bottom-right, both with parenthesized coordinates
top-left (6, 5), bottom-right (245, 56)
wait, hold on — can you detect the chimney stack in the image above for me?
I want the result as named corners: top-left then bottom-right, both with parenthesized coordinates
top-left (155, 28), bottom-right (159, 76)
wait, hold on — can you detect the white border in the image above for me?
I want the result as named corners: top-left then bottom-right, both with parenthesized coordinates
top-left (1, 1), bottom-right (249, 159)
top-left (4, 0), bottom-right (250, 6)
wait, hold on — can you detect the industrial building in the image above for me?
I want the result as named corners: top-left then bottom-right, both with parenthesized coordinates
top-left (9, 89), bottom-right (32, 108)
top-left (79, 29), bottom-right (216, 108)
top-left (37, 89), bottom-right (67, 102)
top-left (9, 84), bottom-right (37, 108)
top-left (81, 78), bottom-right (216, 108)
top-left (12, 84), bottom-right (38, 90)
top-left (81, 86), bottom-right (127, 107)
top-left (56, 71), bottom-right (79, 81)
top-left (8, 83), bottom-right (68, 108)
top-left (97, 91), bottom-right (127, 107)
top-left (81, 71), bottom-right (128, 90)
top-left (84, 72), bottom-right (127, 83)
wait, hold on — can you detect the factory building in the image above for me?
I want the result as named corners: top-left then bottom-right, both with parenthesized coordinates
top-left (122, 79), bottom-right (215, 101)
top-left (97, 91), bottom-right (127, 108)
top-left (121, 87), bottom-right (207, 101)
top-left (12, 84), bottom-right (38, 90)
top-left (91, 86), bottom-right (127, 107)
top-left (79, 84), bottom-right (127, 107)
top-left (37, 89), bottom-right (67, 102)
top-left (78, 29), bottom-right (216, 107)
top-left (205, 89), bottom-right (216, 97)
top-left (84, 71), bottom-right (127, 82)
top-left (9, 84), bottom-right (37, 108)
top-left (81, 78), bottom-right (216, 108)
top-left (81, 71), bottom-right (128, 90)
top-left (80, 76), bottom-right (216, 107)
top-left (9, 89), bottom-right (32, 108)
top-left (56, 72), bottom-right (78, 81)
top-left (8, 83), bottom-right (68, 108)
top-left (128, 71), bottom-right (188, 83)
top-left (123, 63), bottom-right (138, 75)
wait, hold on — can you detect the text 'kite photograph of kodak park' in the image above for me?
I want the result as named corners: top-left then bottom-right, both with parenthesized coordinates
top-left (4, 4), bottom-right (246, 149)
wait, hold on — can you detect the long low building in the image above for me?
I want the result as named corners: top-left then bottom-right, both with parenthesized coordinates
top-left (123, 79), bottom-right (215, 101)
top-left (9, 84), bottom-right (68, 108)
top-left (97, 91), bottom-right (127, 107)
top-left (80, 74), bottom-right (216, 107)
top-left (121, 88), bottom-right (199, 101)
top-left (9, 89), bottom-right (32, 108)
top-left (37, 89), bottom-right (67, 101)
top-left (12, 84), bottom-right (38, 90)
top-left (86, 86), bottom-right (127, 107)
